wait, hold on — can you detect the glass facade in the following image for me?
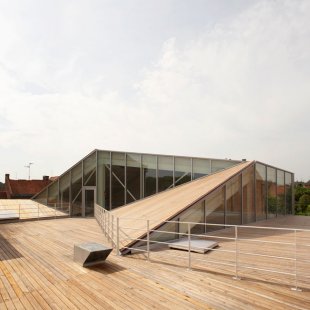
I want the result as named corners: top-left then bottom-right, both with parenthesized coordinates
top-left (145, 162), bottom-right (294, 244)
top-left (267, 167), bottom-right (277, 218)
top-left (242, 165), bottom-right (255, 224)
top-left (33, 150), bottom-right (293, 222)
top-left (204, 187), bottom-right (225, 231)
top-left (285, 172), bottom-right (293, 215)
top-left (142, 154), bottom-right (157, 198)
top-left (179, 201), bottom-right (205, 235)
top-left (158, 156), bottom-right (174, 192)
top-left (126, 153), bottom-right (141, 204)
top-left (255, 163), bottom-right (267, 220)
top-left (277, 170), bottom-right (285, 216)
top-left (174, 157), bottom-right (191, 186)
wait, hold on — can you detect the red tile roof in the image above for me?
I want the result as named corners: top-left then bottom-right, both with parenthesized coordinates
top-left (8, 179), bottom-right (51, 196)
top-left (4, 175), bottom-right (52, 199)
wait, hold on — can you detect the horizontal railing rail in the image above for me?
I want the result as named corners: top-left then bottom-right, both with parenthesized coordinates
top-left (0, 202), bottom-right (70, 222)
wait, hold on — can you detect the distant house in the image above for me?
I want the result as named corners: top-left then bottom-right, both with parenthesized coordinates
top-left (3, 174), bottom-right (55, 199)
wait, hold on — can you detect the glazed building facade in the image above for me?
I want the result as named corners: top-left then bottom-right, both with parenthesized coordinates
top-left (33, 149), bottom-right (294, 224)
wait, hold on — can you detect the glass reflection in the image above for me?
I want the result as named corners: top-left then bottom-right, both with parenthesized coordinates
top-left (255, 163), bottom-right (266, 220)
top-left (71, 162), bottom-right (82, 216)
top-left (242, 165), bottom-right (255, 224)
top-left (267, 167), bottom-right (277, 218)
top-left (226, 175), bottom-right (242, 225)
top-left (205, 187), bottom-right (225, 231)
top-left (193, 158), bottom-right (210, 179)
top-left (126, 153), bottom-right (141, 204)
top-left (277, 170), bottom-right (285, 215)
top-left (83, 152), bottom-right (96, 186)
top-left (174, 157), bottom-right (191, 186)
top-left (97, 151), bottom-right (110, 209)
top-left (179, 201), bottom-right (205, 234)
top-left (285, 172), bottom-right (293, 215)
top-left (158, 156), bottom-right (173, 192)
top-left (111, 152), bottom-right (125, 208)
top-left (142, 155), bottom-right (157, 197)
top-left (59, 172), bottom-right (70, 213)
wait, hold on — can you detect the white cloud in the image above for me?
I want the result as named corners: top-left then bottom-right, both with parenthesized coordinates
top-left (0, 0), bottom-right (309, 180)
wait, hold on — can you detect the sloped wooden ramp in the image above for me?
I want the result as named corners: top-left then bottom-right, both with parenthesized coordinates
top-left (111, 161), bottom-right (253, 253)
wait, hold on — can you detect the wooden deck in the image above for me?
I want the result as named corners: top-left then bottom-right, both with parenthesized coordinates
top-left (1, 216), bottom-right (310, 309)
top-left (0, 200), bottom-right (68, 220)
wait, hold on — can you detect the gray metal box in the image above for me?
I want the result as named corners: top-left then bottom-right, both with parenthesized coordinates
top-left (74, 242), bottom-right (113, 267)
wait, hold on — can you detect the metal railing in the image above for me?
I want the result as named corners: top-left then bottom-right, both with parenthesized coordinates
top-left (94, 205), bottom-right (310, 291)
top-left (0, 202), bottom-right (70, 222)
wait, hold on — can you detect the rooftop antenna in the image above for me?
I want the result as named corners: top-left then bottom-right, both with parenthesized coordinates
top-left (25, 162), bottom-right (34, 180)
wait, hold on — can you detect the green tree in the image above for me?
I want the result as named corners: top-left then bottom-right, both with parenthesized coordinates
top-left (299, 193), bottom-right (310, 205)
top-left (295, 185), bottom-right (310, 201)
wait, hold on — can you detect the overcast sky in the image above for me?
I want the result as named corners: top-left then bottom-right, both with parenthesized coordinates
top-left (0, 0), bottom-right (309, 182)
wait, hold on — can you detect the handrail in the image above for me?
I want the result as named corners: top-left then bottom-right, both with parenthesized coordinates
top-left (0, 203), bottom-right (69, 222)
top-left (94, 204), bottom-right (309, 291)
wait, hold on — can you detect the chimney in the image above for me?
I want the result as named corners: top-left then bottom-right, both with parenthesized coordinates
top-left (5, 174), bottom-right (10, 180)
top-left (43, 175), bottom-right (49, 181)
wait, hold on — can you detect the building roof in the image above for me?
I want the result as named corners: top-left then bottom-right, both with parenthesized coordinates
top-left (111, 161), bottom-right (253, 252)
top-left (8, 179), bottom-right (51, 196)
top-left (4, 174), bottom-right (52, 198)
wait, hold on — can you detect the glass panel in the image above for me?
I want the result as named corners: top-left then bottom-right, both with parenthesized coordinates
top-left (179, 201), bottom-right (205, 234)
top-left (83, 152), bottom-right (96, 186)
top-left (267, 167), bottom-right (277, 218)
top-left (226, 175), bottom-right (242, 225)
top-left (158, 156), bottom-right (173, 192)
top-left (285, 172), bottom-right (293, 215)
top-left (205, 187), bottom-right (225, 231)
top-left (142, 154), bottom-right (157, 197)
top-left (59, 172), bottom-right (70, 213)
top-left (277, 170), bottom-right (285, 216)
top-left (34, 188), bottom-right (48, 205)
top-left (211, 159), bottom-right (237, 173)
top-left (126, 153), bottom-right (141, 204)
top-left (174, 157), bottom-right (191, 187)
top-left (242, 165), bottom-right (255, 224)
top-left (71, 162), bottom-right (82, 216)
top-left (111, 152), bottom-right (125, 209)
top-left (256, 163), bottom-right (266, 220)
top-left (47, 181), bottom-right (58, 207)
top-left (85, 189), bottom-right (95, 217)
top-left (193, 158), bottom-right (210, 179)
top-left (97, 151), bottom-right (110, 209)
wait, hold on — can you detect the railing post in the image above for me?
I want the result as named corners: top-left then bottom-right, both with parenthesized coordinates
top-left (116, 217), bottom-right (120, 256)
top-left (100, 210), bottom-right (105, 230)
top-left (104, 211), bottom-right (107, 236)
top-left (55, 203), bottom-right (57, 219)
top-left (108, 212), bottom-right (110, 241)
top-left (147, 220), bottom-right (150, 261)
top-left (111, 215), bottom-right (114, 248)
top-left (291, 229), bottom-right (302, 291)
top-left (188, 223), bottom-right (191, 270)
top-left (233, 226), bottom-right (240, 280)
